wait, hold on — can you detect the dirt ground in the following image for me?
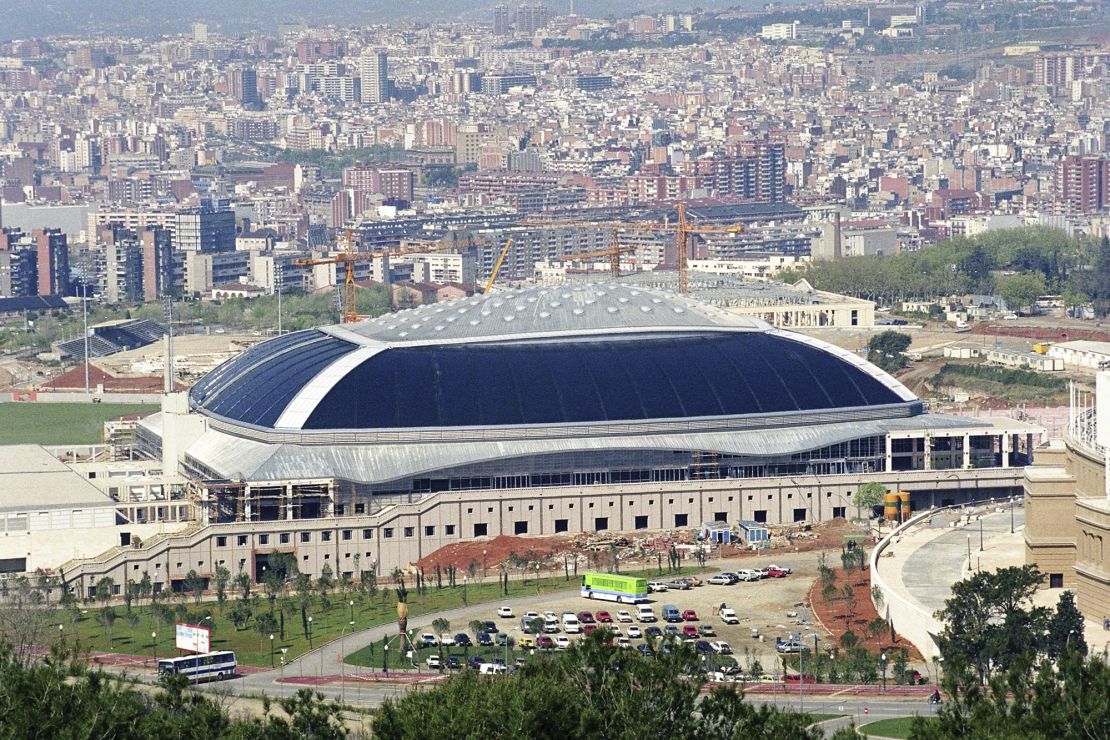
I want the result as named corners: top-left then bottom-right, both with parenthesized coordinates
top-left (415, 535), bottom-right (572, 571)
top-left (807, 566), bottom-right (921, 660)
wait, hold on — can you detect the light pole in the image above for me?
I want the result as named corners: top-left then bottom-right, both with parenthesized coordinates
top-left (280, 647), bottom-right (288, 681)
top-left (308, 616), bottom-right (313, 648)
top-left (967, 535), bottom-right (972, 571)
top-left (462, 577), bottom-right (468, 607)
top-left (340, 620), bottom-right (354, 704)
top-left (152, 631), bottom-right (157, 669)
top-left (483, 549), bottom-right (487, 579)
top-left (57, 624), bottom-right (63, 651)
top-left (1066, 629), bottom-right (1076, 652)
top-left (979, 517), bottom-right (984, 552)
top-left (1010, 496), bottom-right (1015, 534)
top-left (269, 634), bottom-right (275, 668)
top-left (880, 652), bottom-right (887, 693)
top-left (349, 599), bottom-right (355, 623)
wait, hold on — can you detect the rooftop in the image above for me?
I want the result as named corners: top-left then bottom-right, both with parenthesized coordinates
top-left (0, 445), bottom-right (115, 512)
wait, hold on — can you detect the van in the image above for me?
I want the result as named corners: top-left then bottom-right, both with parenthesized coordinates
top-left (719, 608), bottom-right (739, 624)
top-left (479, 663), bottom-right (508, 675)
top-left (636, 605), bottom-right (656, 623)
top-left (662, 605), bottom-right (682, 623)
top-left (562, 614), bottom-right (581, 633)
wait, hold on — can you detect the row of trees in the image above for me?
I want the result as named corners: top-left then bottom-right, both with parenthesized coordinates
top-left (0, 644), bottom-right (347, 740)
top-left (373, 632), bottom-right (844, 739)
top-left (779, 228), bottom-right (1110, 315)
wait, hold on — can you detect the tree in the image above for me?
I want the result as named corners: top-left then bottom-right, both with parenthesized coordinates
top-left (254, 612), bottom-right (279, 655)
top-left (934, 565), bottom-right (1048, 684)
top-left (214, 565), bottom-right (231, 613)
top-left (997, 271), bottom-right (1047, 314)
top-left (1045, 589), bottom-right (1087, 658)
top-left (317, 563), bottom-right (334, 598)
top-left (94, 576), bottom-right (115, 607)
top-left (138, 572), bottom-right (152, 611)
top-left (854, 482), bottom-right (885, 522)
top-left (100, 606), bottom-right (118, 647)
top-left (228, 601), bottom-right (252, 631)
top-left (184, 570), bottom-right (205, 605)
top-left (867, 330), bottom-right (912, 373)
top-left (234, 569), bottom-right (252, 601)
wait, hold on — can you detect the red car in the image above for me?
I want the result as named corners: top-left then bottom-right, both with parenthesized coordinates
top-left (536, 636), bottom-right (556, 650)
top-left (682, 609), bottom-right (699, 621)
top-left (577, 611), bottom-right (596, 624)
top-left (781, 673), bottom-right (817, 684)
top-left (595, 611), bottom-right (613, 623)
top-left (682, 625), bottom-right (699, 639)
top-left (582, 623), bottom-right (598, 634)
top-left (765, 567), bottom-right (789, 578)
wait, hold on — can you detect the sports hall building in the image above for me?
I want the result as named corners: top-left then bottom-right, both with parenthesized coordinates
top-left (58, 284), bottom-right (1040, 595)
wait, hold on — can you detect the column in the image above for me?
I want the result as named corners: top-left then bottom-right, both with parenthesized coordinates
top-left (923, 435), bottom-right (931, 470)
top-left (962, 433), bottom-right (971, 470)
top-left (884, 434), bottom-right (893, 472)
top-left (1001, 434), bottom-right (1010, 469)
top-left (243, 486), bottom-right (252, 522)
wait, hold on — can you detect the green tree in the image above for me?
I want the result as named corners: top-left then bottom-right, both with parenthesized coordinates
top-left (184, 569), bottom-right (204, 605)
top-left (254, 612), bottom-right (279, 655)
top-left (854, 481), bottom-right (885, 522)
top-left (100, 606), bottom-right (118, 647)
top-left (997, 271), bottom-right (1047, 313)
top-left (867, 330), bottom-right (912, 373)
top-left (934, 565), bottom-right (1047, 684)
top-left (228, 601), bottom-right (253, 631)
top-left (1045, 589), bottom-right (1087, 659)
top-left (234, 569), bottom-right (252, 601)
top-left (214, 565), bottom-right (231, 613)
top-left (137, 572), bottom-right (152, 611)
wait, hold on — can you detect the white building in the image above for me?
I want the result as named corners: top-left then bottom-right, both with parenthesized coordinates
top-left (760, 22), bottom-right (799, 40)
top-left (1048, 341), bottom-right (1110, 370)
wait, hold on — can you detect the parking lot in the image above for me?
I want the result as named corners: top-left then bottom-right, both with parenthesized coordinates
top-left (386, 553), bottom-right (823, 675)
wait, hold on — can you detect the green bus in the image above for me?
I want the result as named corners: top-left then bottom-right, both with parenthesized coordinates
top-left (581, 573), bottom-right (648, 604)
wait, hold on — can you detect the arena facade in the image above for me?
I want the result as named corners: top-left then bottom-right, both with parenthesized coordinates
top-left (60, 284), bottom-right (1040, 596)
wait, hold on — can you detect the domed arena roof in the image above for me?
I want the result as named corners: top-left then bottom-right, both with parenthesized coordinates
top-left (189, 283), bottom-right (918, 433)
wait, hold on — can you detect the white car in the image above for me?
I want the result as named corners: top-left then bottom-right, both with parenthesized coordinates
top-left (544, 610), bottom-right (558, 620)
top-left (615, 636), bottom-right (632, 649)
top-left (707, 574), bottom-right (732, 585)
top-left (736, 569), bottom-right (762, 582)
top-left (647, 581), bottom-right (669, 593)
top-left (440, 633), bottom-right (456, 647)
top-left (720, 608), bottom-right (740, 624)
top-left (554, 635), bottom-right (571, 650)
top-left (523, 611), bottom-right (539, 621)
top-left (419, 633), bottom-right (439, 647)
top-left (627, 626), bottom-right (642, 639)
top-left (709, 641), bottom-right (733, 655)
top-left (497, 606), bottom-right (514, 618)
top-left (426, 654), bottom-right (442, 669)
top-left (616, 610), bottom-right (633, 623)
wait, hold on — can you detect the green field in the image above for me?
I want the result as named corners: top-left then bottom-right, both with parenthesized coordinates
top-left (860, 716), bottom-right (925, 738)
top-left (0, 403), bottom-right (158, 445)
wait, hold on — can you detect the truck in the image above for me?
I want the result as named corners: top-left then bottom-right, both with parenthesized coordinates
top-left (719, 607), bottom-right (739, 624)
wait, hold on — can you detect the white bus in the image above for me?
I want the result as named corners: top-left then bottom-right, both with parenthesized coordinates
top-left (157, 651), bottom-right (237, 682)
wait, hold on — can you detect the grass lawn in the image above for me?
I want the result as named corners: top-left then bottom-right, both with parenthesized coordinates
top-left (860, 716), bottom-right (925, 738)
top-left (40, 567), bottom-right (698, 669)
top-left (0, 402), bottom-right (158, 445)
top-left (806, 713), bottom-right (846, 724)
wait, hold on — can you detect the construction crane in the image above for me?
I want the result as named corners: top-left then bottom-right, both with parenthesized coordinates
top-left (515, 203), bottom-right (744, 293)
top-left (295, 232), bottom-right (512, 321)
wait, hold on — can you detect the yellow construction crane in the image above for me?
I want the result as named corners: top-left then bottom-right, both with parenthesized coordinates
top-left (295, 232), bottom-right (513, 321)
top-left (515, 203), bottom-right (744, 293)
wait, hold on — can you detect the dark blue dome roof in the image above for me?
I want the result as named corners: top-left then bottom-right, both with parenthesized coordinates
top-left (189, 284), bottom-right (917, 432)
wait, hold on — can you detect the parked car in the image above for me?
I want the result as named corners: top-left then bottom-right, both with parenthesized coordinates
top-left (477, 632), bottom-right (494, 647)
top-left (682, 609), bottom-right (699, 622)
top-left (694, 640), bottom-right (713, 654)
top-left (577, 611), bottom-right (596, 624)
top-left (616, 610), bottom-right (633, 623)
top-left (522, 611), bottom-right (540, 622)
top-left (736, 570), bottom-right (762, 582)
top-left (709, 641), bottom-right (733, 655)
top-left (446, 656), bottom-right (461, 670)
top-left (668, 579), bottom-right (692, 591)
top-left (440, 633), bottom-right (456, 647)
top-left (497, 606), bottom-right (515, 618)
top-left (418, 633), bottom-right (438, 647)
top-left (495, 632), bottom-right (509, 646)
top-left (518, 636), bottom-right (536, 649)
top-left (536, 635), bottom-right (555, 650)
top-left (582, 623), bottom-right (597, 635)
top-left (720, 572), bottom-right (741, 584)
top-left (542, 617), bottom-right (560, 634)
top-left (615, 636), bottom-right (632, 649)
top-left (707, 574), bottom-right (732, 586)
top-left (664, 624), bottom-right (680, 636)
top-left (595, 611), bottom-right (613, 623)
top-left (765, 564), bottom-right (792, 575)
top-left (662, 605), bottom-right (682, 623)
top-left (636, 605), bottom-right (657, 623)
top-left (765, 567), bottom-right (789, 578)
top-left (720, 608), bottom-right (739, 624)
top-left (484, 621), bottom-right (499, 634)
top-left (698, 624), bottom-right (716, 637)
top-left (562, 614), bottom-right (581, 634)
top-left (682, 625), bottom-right (699, 639)
top-left (645, 626), bottom-right (663, 639)
top-left (554, 635), bottom-right (571, 650)
top-left (454, 633), bottom-right (472, 647)
top-left (467, 655), bottom-right (486, 669)
top-left (426, 655), bottom-right (442, 670)
top-left (775, 638), bottom-right (804, 654)
top-left (647, 581), bottom-right (669, 593)
top-left (637, 643), bottom-right (655, 657)
top-left (781, 673), bottom-right (817, 684)
top-left (627, 626), bottom-right (642, 638)
top-left (479, 663), bottom-right (507, 675)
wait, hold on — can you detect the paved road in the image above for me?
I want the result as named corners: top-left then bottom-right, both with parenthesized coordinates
top-left (899, 509), bottom-right (1024, 615)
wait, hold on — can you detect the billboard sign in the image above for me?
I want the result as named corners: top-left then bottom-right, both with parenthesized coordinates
top-left (175, 622), bottom-right (211, 653)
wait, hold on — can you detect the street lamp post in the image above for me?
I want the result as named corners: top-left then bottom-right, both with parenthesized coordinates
top-left (308, 616), bottom-right (313, 648)
top-left (269, 634), bottom-right (275, 668)
top-left (979, 517), bottom-right (984, 552)
top-left (340, 621), bottom-right (354, 704)
top-left (880, 653), bottom-right (888, 693)
top-left (280, 648), bottom-right (288, 681)
top-left (152, 632), bottom-right (157, 668)
top-left (349, 599), bottom-right (355, 623)
top-left (462, 577), bottom-right (468, 607)
top-left (967, 535), bottom-right (972, 571)
top-left (1010, 496), bottom-right (1015, 534)
top-left (482, 549), bottom-right (487, 579)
